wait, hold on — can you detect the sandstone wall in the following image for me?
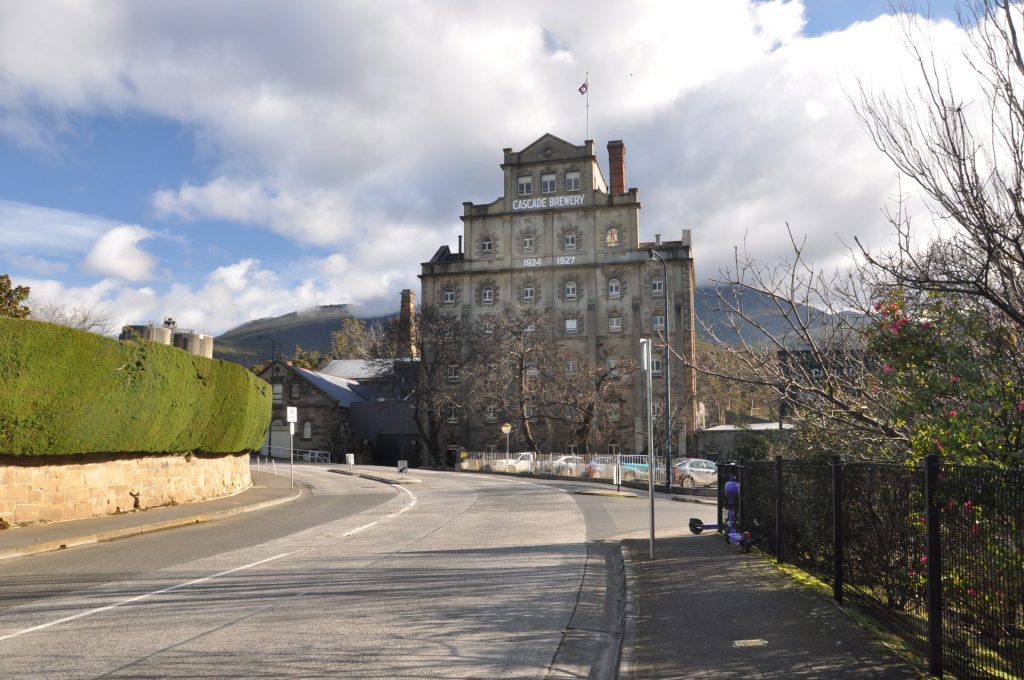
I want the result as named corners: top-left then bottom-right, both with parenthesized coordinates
top-left (0, 452), bottom-right (252, 526)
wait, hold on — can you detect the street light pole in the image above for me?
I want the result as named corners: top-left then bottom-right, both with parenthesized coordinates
top-left (257, 335), bottom-right (278, 364)
top-left (649, 249), bottom-right (672, 494)
top-left (257, 335), bottom-right (278, 459)
top-left (641, 338), bottom-right (655, 560)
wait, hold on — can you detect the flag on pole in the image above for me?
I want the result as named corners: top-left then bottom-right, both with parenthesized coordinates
top-left (578, 78), bottom-right (588, 95)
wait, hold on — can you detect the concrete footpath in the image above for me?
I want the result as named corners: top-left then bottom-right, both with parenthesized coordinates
top-left (620, 533), bottom-right (925, 679)
top-left (0, 470), bottom-right (300, 562)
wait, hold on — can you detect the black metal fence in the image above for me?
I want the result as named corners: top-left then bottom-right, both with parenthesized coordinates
top-left (718, 456), bottom-right (1024, 679)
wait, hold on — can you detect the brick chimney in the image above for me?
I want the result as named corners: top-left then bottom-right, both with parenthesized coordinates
top-left (399, 289), bottom-right (418, 359)
top-left (607, 140), bottom-right (626, 195)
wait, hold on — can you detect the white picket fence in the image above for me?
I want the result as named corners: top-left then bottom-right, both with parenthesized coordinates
top-left (458, 450), bottom-right (678, 486)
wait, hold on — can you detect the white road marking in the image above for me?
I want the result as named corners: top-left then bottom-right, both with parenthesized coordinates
top-left (0, 485), bottom-right (420, 644)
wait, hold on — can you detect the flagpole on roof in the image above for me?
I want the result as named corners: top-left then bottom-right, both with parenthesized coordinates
top-left (585, 71), bottom-right (590, 140)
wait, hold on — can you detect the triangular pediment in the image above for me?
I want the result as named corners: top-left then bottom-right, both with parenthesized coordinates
top-left (517, 133), bottom-right (586, 162)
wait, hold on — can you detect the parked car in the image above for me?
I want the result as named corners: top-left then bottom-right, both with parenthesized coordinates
top-left (584, 456), bottom-right (615, 478)
top-left (551, 454), bottom-right (585, 476)
top-left (484, 452), bottom-right (535, 473)
top-left (672, 458), bottom-right (718, 488)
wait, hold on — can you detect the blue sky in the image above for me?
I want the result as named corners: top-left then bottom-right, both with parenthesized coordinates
top-left (0, 1), bottom-right (968, 334)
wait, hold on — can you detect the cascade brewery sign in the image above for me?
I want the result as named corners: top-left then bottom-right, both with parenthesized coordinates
top-left (512, 194), bottom-right (585, 211)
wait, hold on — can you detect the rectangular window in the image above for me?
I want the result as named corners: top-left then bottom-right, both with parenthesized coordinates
top-left (566, 359), bottom-right (578, 374)
top-left (564, 232), bottom-right (577, 250)
top-left (526, 404), bottom-right (537, 419)
top-left (565, 319), bottom-right (578, 335)
top-left (523, 234), bottom-right (535, 252)
top-left (443, 288), bottom-right (455, 304)
top-left (609, 442), bottom-right (621, 456)
top-left (541, 173), bottom-right (556, 193)
top-left (482, 286), bottom-right (494, 304)
top-left (652, 277), bottom-right (664, 295)
top-left (565, 281), bottom-right (577, 299)
top-left (485, 404), bottom-right (497, 422)
top-left (609, 403), bottom-right (621, 422)
top-left (518, 175), bottom-right (532, 195)
top-left (446, 406), bottom-right (459, 424)
top-left (567, 443), bottom-right (579, 455)
top-left (486, 444), bottom-right (497, 454)
top-left (447, 364), bottom-right (460, 384)
top-left (651, 357), bottom-right (663, 375)
top-left (524, 323), bottom-right (536, 334)
top-left (653, 314), bottom-right (665, 330)
top-left (566, 171), bottom-right (581, 191)
top-left (481, 238), bottom-right (493, 254)
top-left (302, 421), bottom-right (312, 440)
top-left (523, 284), bottom-right (535, 302)
top-left (291, 383), bottom-right (300, 399)
top-left (272, 384), bottom-right (283, 405)
top-left (609, 317), bottom-right (622, 333)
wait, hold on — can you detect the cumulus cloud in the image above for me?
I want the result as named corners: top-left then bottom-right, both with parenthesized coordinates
top-left (84, 225), bottom-right (157, 281)
top-left (0, 1), bottom-right (982, 330)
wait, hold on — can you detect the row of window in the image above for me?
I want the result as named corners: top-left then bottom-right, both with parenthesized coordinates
top-left (443, 277), bottom-right (664, 305)
top-left (480, 227), bottom-right (623, 255)
top-left (271, 383), bottom-right (302, 404)
top-left (446, 355), bottom-right (663, 383)
top-left (518, 171), bottom-right (581, 196)
top-left (445, 403), bottom-right (631, 424)
top-left (480, 442), bottom-right (623, 456)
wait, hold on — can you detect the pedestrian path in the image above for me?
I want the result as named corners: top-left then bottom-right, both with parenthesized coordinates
top-left (620, 533), bottom-right (923, 679)
top-left (0, 471), bottom-right (299, 562)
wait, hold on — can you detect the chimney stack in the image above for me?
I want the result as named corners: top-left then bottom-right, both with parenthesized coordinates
top-left (399, 289), bottom-right (418, 359)
top-left (607, 140), bottom-right (626, 195)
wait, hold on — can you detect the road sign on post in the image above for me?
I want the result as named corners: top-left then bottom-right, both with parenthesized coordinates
top-left (285, 407), bottom-right (297, 489)
top-left (397, 460), bottom-right (408, 477)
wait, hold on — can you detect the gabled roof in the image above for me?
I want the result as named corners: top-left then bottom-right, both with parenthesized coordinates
top-left (320, 359), bottom-right (381, 380)
top-left (294, 366), bottom-right (366, 407)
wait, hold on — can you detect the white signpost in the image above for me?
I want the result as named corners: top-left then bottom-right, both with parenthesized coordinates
top-left (397, 459), bottom-right (408, 477)
top-left (286, 407), bottom-right (297, 489)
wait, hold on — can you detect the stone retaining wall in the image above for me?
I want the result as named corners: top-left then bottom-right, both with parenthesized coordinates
top-left (0, 452), bottom-right (252, 526)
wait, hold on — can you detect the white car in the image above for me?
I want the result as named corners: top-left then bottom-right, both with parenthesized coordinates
top-left (551, 455), bottom-right (585, 476)
top-left (487, 452), bottom-right (534, 473)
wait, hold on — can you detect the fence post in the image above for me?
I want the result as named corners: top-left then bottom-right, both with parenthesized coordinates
top-left (832, 455), bottom-right (843, 605)
top-left (924, 454), bottom-right (943, 678)
top-left (775, 455), bottom-right (784, 563)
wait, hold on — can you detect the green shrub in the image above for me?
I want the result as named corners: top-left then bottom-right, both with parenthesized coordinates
top-left (0, 317), bottom-right (271, 455)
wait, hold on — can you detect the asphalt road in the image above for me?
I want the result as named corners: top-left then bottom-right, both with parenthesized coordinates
top-left (0, 467), bottom-right (715, 678)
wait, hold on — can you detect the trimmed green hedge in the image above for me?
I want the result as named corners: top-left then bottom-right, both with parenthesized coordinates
top-left (0, 317), bottom-right (271, 455)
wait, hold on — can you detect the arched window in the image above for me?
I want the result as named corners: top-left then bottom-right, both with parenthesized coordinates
top-left (302, 421), bottom-right (312, 439)
top-left (523, 233), bottom-right (535, 252)
top-left (481, 237), bottom-right (493, 255)
top-left (606, 228), bottom-right (619, 246)
top-left (482, 285), bottom-right (494, 304)
top-left (565, 280), bottom-right (577, 299)
top-left (564, 231), bottom-right (577, 249)
top-left (608, 278), bottom-right (621, 298)
top-left (443, 287), bottom-right (455, 304)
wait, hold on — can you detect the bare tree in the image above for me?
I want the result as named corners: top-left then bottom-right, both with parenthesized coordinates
top-left (30, 299), bottom-right (115, 335)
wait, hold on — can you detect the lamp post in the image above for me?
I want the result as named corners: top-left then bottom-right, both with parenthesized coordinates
top-left (257, 335), bottom-right (278, 364)
top-left (648, 249), bottom-right (673, 494)
top-left (641, 338), bottom-right (655, 559)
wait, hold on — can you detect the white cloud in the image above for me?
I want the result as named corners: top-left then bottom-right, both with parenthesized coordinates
top-left (0, 199), bottom-right (117, 252)
top-left (84, 225), bottom-right (157, 281)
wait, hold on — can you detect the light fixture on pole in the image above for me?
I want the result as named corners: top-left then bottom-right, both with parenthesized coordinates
top-left (257, 335), bottom-right (278, 364)
top-left (641, 338), bottom-right (655, 560)
top-left (648, 248), bottom-right (672, 494)
top-left (501, 422), bottom-right (512, 458)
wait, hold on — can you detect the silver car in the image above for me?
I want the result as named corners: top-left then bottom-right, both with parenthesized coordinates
top-left (672, 458), bottom-right (718, 488)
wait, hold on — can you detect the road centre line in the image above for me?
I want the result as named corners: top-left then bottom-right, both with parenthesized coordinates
top-left (0, 551), bottom-right (295, 644)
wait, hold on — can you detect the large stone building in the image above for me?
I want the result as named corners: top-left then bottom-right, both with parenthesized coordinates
top-left (420, 133), bottom-right (697, 458)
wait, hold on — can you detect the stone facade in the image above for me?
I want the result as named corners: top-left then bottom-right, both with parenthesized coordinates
top-left (0, 452), bottom-right (251, 527)
top-left (420, 133), bottom-right (698, 457)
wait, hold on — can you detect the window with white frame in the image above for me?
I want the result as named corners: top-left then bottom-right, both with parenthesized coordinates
top-left (518, 175), bottom-right (532, 195)
top-left (567, 443), bottom-right (579, 455)
top-left (272, 384), bottom-right (283, 405)
top-left (609, 402), bottom-right (621, 422)
top-left (565, 318), bottom-right (578, 335)
top-left (607, 355), bottom-right (618, 373)
top-left (481, 237), bottom-right (493, 255)
top-left (541, 173), bottom-right (556, 193)
top-left (443, 287), bottom-right (455, 304)
top-left (482, 322), bottom-right (494, 335)
top-left (606, 228), bottom-right (619, 247)
top-left (564, 405), bottom-right (575, 418)
top-left (523, 283), bottom-right (535, 302)
top-left (486, 444), bottom-right (497, 454)
top-left (291, 383), bottom-right (300, 399)
top-left (653, 314), bottom-right (665, 330)
top-left (652, 277), bottom-right (664, 295)
top-left (608, 278), bottom-right (621, 298)
top-left (609, 316), bottom-right (623, 333)
top-left (482, 286), bottom-right (494, 304)
top-left (651, 357), bottom-right (663, 375)
top-left (485, 403), bottom-right (497, 422)
top-left (566, 171), bottom-right (581, 191)
top-left (446, 405), bottom-right (459, 424)
top-left (609, 442), bottom-right (621, 456)
top-left (524, 323), bottom-right (536, 334)
top-left (566, 359), bottom-right (578, 374)
top-left (526, 362), bottom-right (538, 380)
top-left (565, 280), bottom-right (577, 299)
top-left (526, 404), bottom-right (537, 419)
top-left (523, 233), bottom-right (535, 252)
top-left (302, 421), bottom-right (312, 439)
top-left (447, 363), bottom-right (460, 383)
top-left (564, 231), bottom-right (577, 249)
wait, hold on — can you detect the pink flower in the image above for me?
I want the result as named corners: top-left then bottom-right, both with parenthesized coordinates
top-left (967, 588), bottom-right (977, 597)
top-left (922, 321), bottom-right (932, 329)
top-left (882, 364), bottom-right (894, 374)
top-left (964, 500), bottom-right (972, 511)
top-left (947, 409), bottom-right (957, 418)
top-left (970, 524), bottom-right (981, 537)
top-left (1017, 400), bottom-right (1024, 414)
top-left (950, 376), bottom-right (960, 384)
top-left (920, 555), bottom-right (928, 564)
top-left (935, 438), bottom-right (944, 451)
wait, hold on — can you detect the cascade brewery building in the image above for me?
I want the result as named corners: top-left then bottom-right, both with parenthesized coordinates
top-left (420, 133), bottom-right (697, 459)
